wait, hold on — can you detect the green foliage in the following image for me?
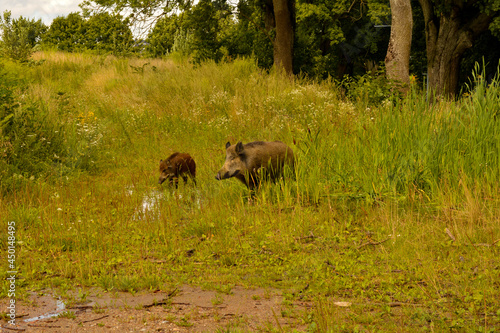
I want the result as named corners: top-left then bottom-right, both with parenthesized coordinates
top-left (0, 62), bottom-right (64, 187)
top-left (84, 12), bottom-right (133, 54)
top-left (457, 63), bottom-right (500, 180)
top-left (79, 0), bottom-right (500, 94)
top-left (43, 13), bottom-right (86, 52)
top-left (0, 60), bottom-right (103, 192)
top-left (460, 33), bottom-right (500, 88)
top-left (340, 69), bottom-right (393, 106)
top-left (42, 12), bottom-right (132, 55)
top-left (0, 11), bottom-right (47, 62)
top-left (230, 0), bottom-right (274, 68)
top-left (171, 28), bottom-right (195, 56)
top-left (146, 14), bottom-right (183, 57)
top-left (146, 0), bottom-right (237, 62)
top-left (0, 62), bottom-right (18, 120)
top-left (185, 0), bottom-right (226, 63)
top-left (294, 0), bottom-right (391, 78)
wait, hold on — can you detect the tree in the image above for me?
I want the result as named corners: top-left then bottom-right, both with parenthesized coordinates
top-left (417, 0), bottom-right (499, 97)
top-left (294, 0), bottom-right (391, 79)
top-left (146, 14), bottom-right (183, 57)
top-left (385, 0), bottom-right (412, 93)
top-left (185, 0), bottom-right (226, 63)
top-left (253, 0), bottom-right (295, 74)
top-left (82, 0), bottom-right (295, 73)
top-left (83, 12), bottom-right (133, 54)
top-left (43, 12), bottom-right (132, 54)
top-left (220, 0), bottom-right (274, 68)
top-left (81, 0), bottom-right (185, 38)
top-left (43, 13), bottom-right (86, 52)
top-left (0, 11), bottom-right (47, 62)
top-left (271, 0), bottom-right (295, 74)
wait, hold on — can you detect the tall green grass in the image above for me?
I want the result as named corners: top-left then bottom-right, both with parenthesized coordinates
top-left (1, 51), bottom-right (499, 331)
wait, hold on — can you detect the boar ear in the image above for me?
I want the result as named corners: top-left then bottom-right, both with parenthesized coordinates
top-left (225, 142), bottom-right (231, 149)
top-left (235, 142), bottom-right (244, 154)
top-left (160, 159), bottom-right (163, 163)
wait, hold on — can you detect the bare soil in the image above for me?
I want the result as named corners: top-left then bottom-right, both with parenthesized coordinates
top-left (1, 285), bottom-right (312, 332)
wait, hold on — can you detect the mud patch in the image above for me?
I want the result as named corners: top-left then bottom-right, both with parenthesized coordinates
top-left (1, 285), bottom-right (312, 332)
top-left (24, 299), bottom-right (66, 323)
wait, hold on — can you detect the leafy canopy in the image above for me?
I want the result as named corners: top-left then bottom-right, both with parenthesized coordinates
top-left (0, 11), bottom-right (47, 62)
top-left (43, 12), bottom-right (133, 54)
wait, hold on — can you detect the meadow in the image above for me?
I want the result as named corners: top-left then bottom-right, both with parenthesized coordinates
top-left (1, 51), bottom-right (500, 331)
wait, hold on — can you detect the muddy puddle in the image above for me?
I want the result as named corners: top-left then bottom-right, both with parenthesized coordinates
top-left (1, 286), bottom-right (310, 332)
top-left (129, 187), bottom-right (203, 221)
top-left (24, 298), bottom-right (66, 323)
top-left (132, 188), bottom-right (164, 221)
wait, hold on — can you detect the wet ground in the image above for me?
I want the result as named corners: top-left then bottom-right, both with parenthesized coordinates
top-left (1, 285), bottom-right (311, 332)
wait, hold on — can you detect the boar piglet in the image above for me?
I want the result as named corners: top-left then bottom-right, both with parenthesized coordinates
top-left (159, 153), bottom-right (196, 188)
top-left (215, 141), bottom-right (294, 190)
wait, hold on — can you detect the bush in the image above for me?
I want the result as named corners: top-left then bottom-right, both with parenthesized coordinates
top-left (0, 61), bottom-right (102, 192)
top-left (340, 69), bottom-right (394, 106)
top-left (0, 63), bottom-right (61, 188)
top-left (0, 11), bottom-right (47, 62)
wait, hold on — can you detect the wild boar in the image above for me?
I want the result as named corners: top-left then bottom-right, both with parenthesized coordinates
top-left (158, 153), bottom-right (196, 188)
top-left (215, 141), bottom-right (294, 190)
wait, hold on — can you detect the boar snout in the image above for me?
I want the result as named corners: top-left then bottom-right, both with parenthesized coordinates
top-left (216, 169), bottom-right (240, 180)
top-left (215, 171), bottom-right (229, 180)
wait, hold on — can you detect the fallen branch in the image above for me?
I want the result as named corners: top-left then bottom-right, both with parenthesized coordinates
top-left (357, 237), bottom-right (390, 249)
top-left (79, 314), bottom-right (109, 324)
top-left (11, 313), bottom-right (28, 319)
top-left (143, 288), bottom-right (178, 308)
top-left (27, 323), bottom-right (61, 328)
top-left (70, 305), bottom-right (94, 311)
top-left (445, 229), bottom-right (499, 247)
top-left (169, 301), bottom-right (227, 309)
top-left (295, 233), bottom-right (316, 242)
top-left (1, 325), bottom-right (26, 332)
top-left (198, 304), bottom-right (227, 309)
top-left (371, 302), bottom-right (424, 307)
top-left (445, 228), bottom-right (456, 241)
top-left (465, 242), bottom-right (499, 247)
top-left (465, 233), bottom-right (500, 248)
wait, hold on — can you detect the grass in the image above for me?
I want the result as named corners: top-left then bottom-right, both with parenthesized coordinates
top-left (1, 51), bottom-right (500, 331)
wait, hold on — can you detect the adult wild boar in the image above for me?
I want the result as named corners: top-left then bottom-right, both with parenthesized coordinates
top-left (215, 141), bottom-right (294, 190)
top-left (158, 153), bottom-right (196, 188)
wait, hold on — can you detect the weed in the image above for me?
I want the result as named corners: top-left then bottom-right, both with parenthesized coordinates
top-left (58, 311), bottom-right (76, 319)
top-left (176, 314), bottom-right (194, 327)
top-left (211, 293), bottom-right (224, 306)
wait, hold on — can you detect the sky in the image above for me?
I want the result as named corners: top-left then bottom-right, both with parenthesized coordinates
top-left (0, 0), bottom-right (82, 25)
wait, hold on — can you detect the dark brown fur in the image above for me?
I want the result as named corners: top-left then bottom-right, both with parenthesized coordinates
top-left (159, 153), bottom-right (196, 188)
top-left (215, 141), bottom-right (294, 190)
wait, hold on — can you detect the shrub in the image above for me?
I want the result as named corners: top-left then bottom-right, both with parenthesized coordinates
top-left (0, 61), bottom-right (102, 192)
top-left (0, 11), bottom-right (47, 62)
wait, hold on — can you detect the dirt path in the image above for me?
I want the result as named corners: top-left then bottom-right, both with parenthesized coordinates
top-left (1, 285), bottom-right (311, 332)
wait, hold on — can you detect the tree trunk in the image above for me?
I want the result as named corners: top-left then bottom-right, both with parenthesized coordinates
top-left (385, 0), bottom-right (413, 94)
top-left (418, 0), bottom-right (492, 98)
top-left (272, 0), bottom-right (294, 75)
top-left (426, 20), bottom-right (465, 98)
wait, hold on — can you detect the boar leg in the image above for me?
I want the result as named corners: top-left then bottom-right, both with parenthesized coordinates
top-left (170, 177), bottom-right (179, 189)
